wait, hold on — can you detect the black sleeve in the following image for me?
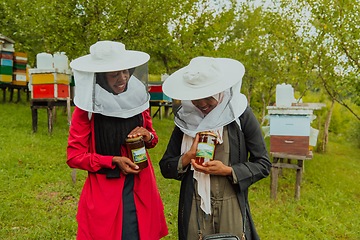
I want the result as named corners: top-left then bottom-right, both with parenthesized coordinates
top-left (231, 106), bottom-right (271, 191)
top-left (159, 126), bottom-right (185, 180)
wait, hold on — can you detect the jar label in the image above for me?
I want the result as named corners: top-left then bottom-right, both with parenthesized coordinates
top-left (131, 147), bottom-right (148, 163)
top-left (196, 143), bottom-right (215, 160)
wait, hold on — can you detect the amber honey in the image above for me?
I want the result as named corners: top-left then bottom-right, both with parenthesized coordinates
top-left (126, 136), bottom-right (148, 170)
top-left (195, 132), bottom-right (217, 165)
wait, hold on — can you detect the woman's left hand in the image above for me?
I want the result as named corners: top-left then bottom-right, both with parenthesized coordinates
top-left (128, 126), bottom-right (152, 142)
top-left (191, 159), bottom-right (232, 176)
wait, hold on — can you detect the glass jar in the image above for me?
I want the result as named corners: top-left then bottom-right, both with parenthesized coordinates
top-left (126, 136), bottom-right (148, 170)
top-left (195, 132), bottom-right (217, 165)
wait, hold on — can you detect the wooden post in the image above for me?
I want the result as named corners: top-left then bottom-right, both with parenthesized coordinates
top-left (17, 88), bottom-right (21, 103)
top-left (67, 97), bottom-right (71, 124)
top-left (164, 105), bottom-right (171, 117)
top-left (26, 88), bottom-right (30, 101)
top-left (53, 106), bottom-right (57, 122)
top-left (279, 158), bottom-right (283, 176)
top-left (2, 86), bottom-right (6, 102)
top-left (159, 104), bottom-right (163, 120)
top-left (47, 106), bottom-right (53, 133)
top-left (9, 87), bottom-right (14, 102)
top-left (295, 160), bottom-right (303, 199)
top-left (71, 169), bottom-right (77, 184)
top-left (270, 157), bottom-right (279, 200)
top-left (31, 107), bottom-right (38, 133)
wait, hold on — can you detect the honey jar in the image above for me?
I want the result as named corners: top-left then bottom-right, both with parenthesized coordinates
top-left (126, 136), bottom-right (148, 170)
top-left (195, 132), bottom-right (217, 165)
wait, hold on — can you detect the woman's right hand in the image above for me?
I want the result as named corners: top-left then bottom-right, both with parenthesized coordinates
top-left (182, 133), bottom-right (200, 168)
top-left (112, 156), bottom-right (141, 175)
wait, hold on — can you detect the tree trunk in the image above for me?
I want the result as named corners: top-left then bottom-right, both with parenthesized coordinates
top-left (261, 91), bottom-right (266, 126)
top-left (247, 90), bottom-right (252, 107)
top-left (322, 99), bottom-right (335, 152)
top-left (161, 54), bottom-right (169, 74)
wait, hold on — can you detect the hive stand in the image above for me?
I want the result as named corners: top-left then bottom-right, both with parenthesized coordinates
top-left (8, 85), bottom-right (30, 102)
top-left (148, 81), bottom-right (172, 119)
top-left (0, 83), bottom-right (8, 102)
top-left (270, 152), bottom-right (313, 200)
top-left (30, 98), bottom-right (72, 133)
top-left (0, 84), bottom-right (30, 103)
top-left (149, 100), bottom-right (172, 119)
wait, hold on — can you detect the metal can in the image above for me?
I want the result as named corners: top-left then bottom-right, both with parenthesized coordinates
top-left (195, 132), bottom-right (217, 165)
top-left (126, 136), bottom-right (148, 170)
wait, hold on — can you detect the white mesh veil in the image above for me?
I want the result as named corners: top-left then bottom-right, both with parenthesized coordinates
top-left (173, 81), bottom-right (247, 137)
top-left (73, 62), bottom-right (150, 118)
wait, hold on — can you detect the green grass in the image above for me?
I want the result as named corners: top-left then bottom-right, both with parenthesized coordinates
top-left (0, 95), bottom-right (359, 239)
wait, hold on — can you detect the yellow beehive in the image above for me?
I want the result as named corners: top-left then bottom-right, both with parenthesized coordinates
top-left (31, 73), bottom-right (70, 85)
top-left (0, 74), bottom-right (12, 83)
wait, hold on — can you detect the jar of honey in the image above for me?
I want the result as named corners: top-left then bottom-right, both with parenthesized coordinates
top-left (126, 136), bottom-right (148, 170)
top-left (195, 132), bottom-right (217, 165)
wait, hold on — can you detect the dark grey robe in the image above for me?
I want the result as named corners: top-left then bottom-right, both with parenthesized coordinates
top-left (159, 106), bottom-right (271, 240)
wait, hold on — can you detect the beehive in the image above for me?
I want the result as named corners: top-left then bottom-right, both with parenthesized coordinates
top-left (148, 81), bottom-right (171, 101)
top-left (29, 69), bottom-right (72, 100)
top-left (267, 105), bottom-right (322, 157)
top-left (0, 51), bottom-right (13, 84)
top-left (12, 52), bottom-right (28, 86)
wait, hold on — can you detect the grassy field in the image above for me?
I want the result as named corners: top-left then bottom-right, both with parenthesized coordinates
top-left (0, 97), bottom-right (359, 239)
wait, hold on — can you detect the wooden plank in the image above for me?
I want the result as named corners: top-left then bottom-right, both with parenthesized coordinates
top-left (270, 152), bottom-right (312, 160)
top-left (291, 102), bottom-right (326, 109)
top-left (272, 162), bottom-right (302, 170)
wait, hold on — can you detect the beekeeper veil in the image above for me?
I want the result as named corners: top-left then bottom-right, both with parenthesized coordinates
top-left (70, 41), bottom-right (150, 118)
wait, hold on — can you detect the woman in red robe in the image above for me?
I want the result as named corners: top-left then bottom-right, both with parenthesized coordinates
top-left (67, 41), bottom-right (168, 240)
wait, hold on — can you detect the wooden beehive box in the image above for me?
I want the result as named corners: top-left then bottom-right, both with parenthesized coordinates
top-left (29, 68), bottom-right (72, 100)
top-left (267, 103), bottom-right (325, 157)
top-left (148, 81), bottom-right (171, 101)
top-left (12, 52), bottom-right (28, 86)
top-left (0, 34), bottom-right (15, 52)
top-left (0, 51), bottom-right (14, 84)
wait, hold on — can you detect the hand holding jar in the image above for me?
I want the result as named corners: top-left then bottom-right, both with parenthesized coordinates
top-left (192, 131), bottom-right (232, 176)
top-left (127, 126), bottom-right (153, 142)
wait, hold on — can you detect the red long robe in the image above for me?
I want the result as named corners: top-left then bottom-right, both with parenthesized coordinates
top-left (67, 107), bottom-right (168, 240)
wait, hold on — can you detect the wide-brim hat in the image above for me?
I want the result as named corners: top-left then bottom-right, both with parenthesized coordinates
top-left (70, 41), bottom-right (150, 72)
top-left (162, 57), bottom-right (245, 100)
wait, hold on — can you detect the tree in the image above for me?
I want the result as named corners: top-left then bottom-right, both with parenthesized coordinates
top-left (154, 0), bottom-right (238, 74)
top-left (1, 0), bottom-right (198, 71)
top-left (218, 2), bottom-right (320, 124)
top-left (296, 0), bottom-right (360, 121)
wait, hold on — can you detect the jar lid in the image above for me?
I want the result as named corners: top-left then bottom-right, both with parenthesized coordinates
top-left (126, 135), bottom-right (143, 142)
top-left (199, 132), bottom-right (217, 137)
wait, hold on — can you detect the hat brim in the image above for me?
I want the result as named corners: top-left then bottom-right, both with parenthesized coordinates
top-left (162, 58), bottom-right (245, 100)
top-left (70, 50), bottom-right (150, 72)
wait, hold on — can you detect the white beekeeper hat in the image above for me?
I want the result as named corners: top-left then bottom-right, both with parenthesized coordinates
top-left (70, 41), bottom-right (149, 72)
